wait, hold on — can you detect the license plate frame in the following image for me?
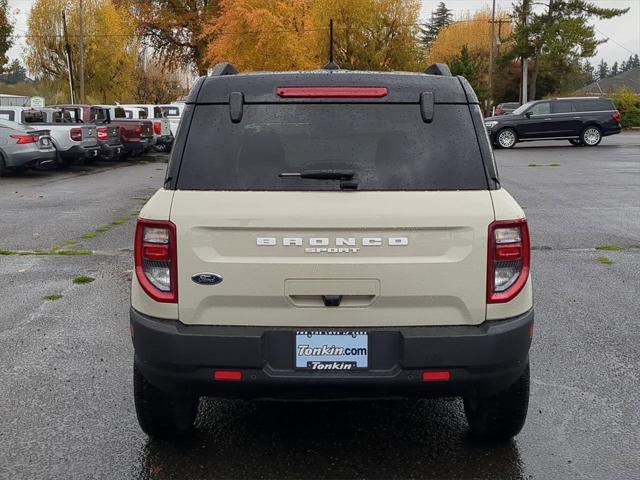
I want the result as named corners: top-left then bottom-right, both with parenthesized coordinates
top-left (295, 331), bottom-right (368, 371)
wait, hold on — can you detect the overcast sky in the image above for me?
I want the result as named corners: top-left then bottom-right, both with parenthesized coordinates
top-left (7, 0), bottom-right (640, 68)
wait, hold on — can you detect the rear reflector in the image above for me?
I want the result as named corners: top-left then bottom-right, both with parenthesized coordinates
top-left (276, 86), bottom-right (388, 98)
top-left (422, 371), bottom-right (451, 382)
top-left (214, 370), bottom-right (242, 381)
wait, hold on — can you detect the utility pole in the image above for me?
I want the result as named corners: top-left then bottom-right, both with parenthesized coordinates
top-left (488, 0), bottom-right (496, 107)
top-left (79, 0), bottom-right (85, 104)
top-left (62, 9), bottom-right (75, 104)
top-left (521, 0), bottom-right (530, 104)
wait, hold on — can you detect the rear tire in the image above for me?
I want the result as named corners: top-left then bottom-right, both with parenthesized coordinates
top-left (568, 139), bottom-right (583, 146)
top-left (464, 363), bottom-right (530, 441)
top-left (496, 128), bottom-right (517, 149)
top-left (580, 126), bottom-right (602, 146)
top-left (133, 363), bottom-right (199, 439)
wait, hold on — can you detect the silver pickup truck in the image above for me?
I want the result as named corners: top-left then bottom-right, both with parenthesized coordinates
top-left (20, 108), bottom-right (100, 166)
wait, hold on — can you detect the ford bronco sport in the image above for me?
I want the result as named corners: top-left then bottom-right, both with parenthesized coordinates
top-left (131, 63), bottom-right (534, 441)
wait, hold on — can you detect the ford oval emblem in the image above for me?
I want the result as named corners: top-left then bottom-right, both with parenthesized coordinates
top-left (191, 273), bottom-right (223, 285)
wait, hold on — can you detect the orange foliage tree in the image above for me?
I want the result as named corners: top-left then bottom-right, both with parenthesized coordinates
top-left (203, 0), bottom-right (316, 72)
top-left (426, 10), bottom-right (512, 65)
top-left (203, 0), bottom-right (422, 72)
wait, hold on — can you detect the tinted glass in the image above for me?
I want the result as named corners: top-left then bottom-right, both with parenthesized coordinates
top-left (153, 107), bottom-right (163, 118)
top-left (552, 101), bottom-right (573, 113)
top-left (575, 99), bottom-right (614, 112)
top-left (528, 102), bottom-right (551, 115)
top-left (176, 104), bottom-right (488, 191)
top-left (114, 108), bottom-right (126, 119)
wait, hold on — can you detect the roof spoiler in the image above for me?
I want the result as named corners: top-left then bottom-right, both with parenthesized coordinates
top-left (210, 62), bottom-right (238, 76)
top-left (424, 63), bottom-right (452, 76)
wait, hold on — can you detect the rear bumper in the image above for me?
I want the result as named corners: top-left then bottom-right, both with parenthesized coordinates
top-left (5, 149), bottom-right (56, 168)
top-left (131, 308), bottom-right (533, 400)
top-left (155, 134), bottom-right (174, 145)
top-left (61, 145), bottom-right (100, 160)
top-left (99, 141), bottom-right (123, 159)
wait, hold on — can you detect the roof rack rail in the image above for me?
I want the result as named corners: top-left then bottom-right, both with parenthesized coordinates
top-left (210, 62), bottom-right (239, 76)
top-left (424, 63), bottom-right (452, 76)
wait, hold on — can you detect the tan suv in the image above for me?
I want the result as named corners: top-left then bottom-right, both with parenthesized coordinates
top-left (130, 63), bottom-right (533, 441)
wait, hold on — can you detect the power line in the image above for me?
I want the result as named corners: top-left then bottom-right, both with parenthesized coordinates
top-left (594, 27), bottom-right (638, 55)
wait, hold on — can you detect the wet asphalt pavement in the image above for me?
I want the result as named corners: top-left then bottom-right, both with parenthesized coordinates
top-left (0, 135), bottom-right (639, 480)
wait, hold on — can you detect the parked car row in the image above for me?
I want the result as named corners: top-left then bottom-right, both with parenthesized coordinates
top-left (0, 102), bottom-right (184, 176)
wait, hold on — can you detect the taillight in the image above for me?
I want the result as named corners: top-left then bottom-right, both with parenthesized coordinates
top-left (487, 219), bottom-right (530, 303)
top-left (134, 126), bottom-right (141, 135)
top-left (70, 128), bottom-right (82, 142)
top-left (153, 121), bottom-right (161, 135)
top-left (10, 134), bottom-right (37, 144)
top-left (97, 127), bottom-right (108, 141)
top-left (134, 219), bottom-right (178, 303)
top-left (276, 86), bottom-right (388, 98)
top-left (612, 111), bottom-right (621, 123)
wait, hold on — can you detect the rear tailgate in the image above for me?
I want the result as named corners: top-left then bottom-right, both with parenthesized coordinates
top-left (81, 125), bottom-right (98, 147)
top-left (171, 191), bottom-right (494, 327)
top-left (169, 94), bottom-right (496, 327)
top-left (105, 125), bottom-right (120, 146)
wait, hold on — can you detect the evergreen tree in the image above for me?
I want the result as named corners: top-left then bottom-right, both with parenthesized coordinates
top-left (633, 54), bottom-right (640, 68)
top-left (420, 2), bottom-right (453, 48)
top-left (597, 59), bottom-right (608, 80)
top-left (620, 59), bottom-right (628, 72)
top-left (582, 60), bottom-right (595, 84)
top-left (610, 61), bottom-right (619, 77)
top-left (510, 0), bottom-right (628, 98)
top-left (449, 45), bottom-right (487, 100)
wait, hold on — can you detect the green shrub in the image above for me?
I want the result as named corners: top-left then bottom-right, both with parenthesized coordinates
top-left (611, 88), bottom-right (640, 127)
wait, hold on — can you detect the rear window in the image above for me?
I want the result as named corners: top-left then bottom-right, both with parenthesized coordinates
top-left (162, 106), bottom-right (180, 117)
top-left (90, 108), bottom-right (108, 122)
top-left (113, 107), bottom-right (127, 119)
top-left (176, 103), bottom-right (488, 191)
top-left (21, 110), bottom-right (46, 124)
top-left (574, 99), bottom-right (614, 112)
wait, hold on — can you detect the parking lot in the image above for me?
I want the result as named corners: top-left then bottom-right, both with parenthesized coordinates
top-left (0, 133), bottom-right (639, 479)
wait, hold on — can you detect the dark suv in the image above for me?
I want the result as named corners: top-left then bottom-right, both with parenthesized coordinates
top-left (485, 97), bottom-right (621, 148)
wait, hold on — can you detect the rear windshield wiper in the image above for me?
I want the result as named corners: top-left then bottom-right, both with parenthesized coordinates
top-left (279, 169), bottom-right (354, 180)
top-left (279, 169), bottom-right (358, 190)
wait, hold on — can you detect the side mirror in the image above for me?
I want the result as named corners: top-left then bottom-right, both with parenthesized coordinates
top-left (525, 112), bottom-right (532, 118)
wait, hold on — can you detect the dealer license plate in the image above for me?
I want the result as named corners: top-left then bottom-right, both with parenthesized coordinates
top-left (295, 331), bottom-right (368, 370)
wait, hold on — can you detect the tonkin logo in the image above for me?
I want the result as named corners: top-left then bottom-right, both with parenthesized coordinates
top-left (256, 236), bottom-right (409, 254)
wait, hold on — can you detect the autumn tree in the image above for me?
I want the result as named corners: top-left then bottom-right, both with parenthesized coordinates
top-left (26, 0), bottom-right (138, 103)
top-left (120, 0), bottom-right (218, 76)
top-left (426, 10), bottom-right (512, 65)
top-left (204, 0), bottom-right (422, 73)
top-left (510, 0), bottom-right (629, 99)
top-left (0, 0), bottom-right (12, 70)
top-left (135, 57), bottom-right (190, 103)
top-left (203, 0), bottom-right (316, 72)
top-left (420, 2), bottom-right (453, 49)
top-left (311, 0), bottom-right (423, 71)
